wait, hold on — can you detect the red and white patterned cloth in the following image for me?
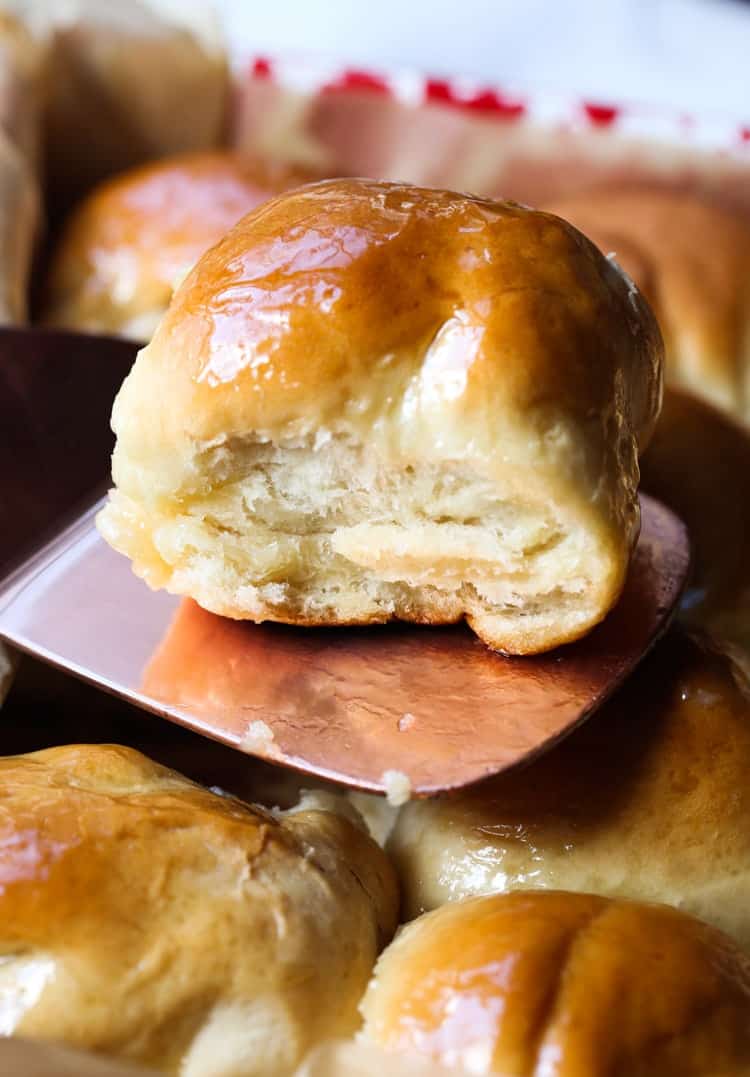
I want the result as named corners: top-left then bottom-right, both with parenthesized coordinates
top-left (232, 51), bottom-right (750, 211)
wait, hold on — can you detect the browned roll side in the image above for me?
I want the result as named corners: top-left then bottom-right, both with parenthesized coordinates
top-left (389, 630), bottom-right (750, 947)
top-left (0, 743), bottom-right (398, 1075)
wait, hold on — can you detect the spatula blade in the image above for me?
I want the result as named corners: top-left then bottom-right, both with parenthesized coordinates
top-left (0, 328), bottom-right (689, 795)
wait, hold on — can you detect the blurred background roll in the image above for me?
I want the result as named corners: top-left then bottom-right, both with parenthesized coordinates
top-left (42, 152), bottom-right (324, 339)
top-left (544, 188), bottom-right (750, 426)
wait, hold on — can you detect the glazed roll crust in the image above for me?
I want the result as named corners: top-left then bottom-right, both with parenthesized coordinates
top-left (389, 632), bottom-right (750, 947)
top-left (99, 179), bottom-right (663, 655)
top-left (0, 744), bottom-right (398, 1076)
top-left (360, 891), bottom-right (750, 1077)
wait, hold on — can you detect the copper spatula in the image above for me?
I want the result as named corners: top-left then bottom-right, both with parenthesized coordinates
top-left (0, 328), bottom-right (689, 795)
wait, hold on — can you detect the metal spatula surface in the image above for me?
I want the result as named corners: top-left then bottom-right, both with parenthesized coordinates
top-left (0, 328), bottom-right (690, 795)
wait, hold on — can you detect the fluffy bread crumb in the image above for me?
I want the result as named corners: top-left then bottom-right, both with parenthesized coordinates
top-left (98, 437), bottom-right (628, 656)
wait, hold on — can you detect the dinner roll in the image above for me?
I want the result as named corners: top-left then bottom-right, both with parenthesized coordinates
top-left (389, 631), bottom-right (750, 946)
top-left (98, 179), bottom-right (662, 655)
top-left (545, 186), bottom-right (750, 424)
top-left (43, 152), bottom-right (323, 340)
top-left (360, 891), bottom-right (750, 1076)
top-left (0, 743), bottom-right (398, 1076)
top-left (641, 388), bottom-right (750, 675)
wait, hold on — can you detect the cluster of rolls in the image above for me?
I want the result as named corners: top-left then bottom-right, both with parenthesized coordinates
top-left (4, 3), bottom-right (750, 1075)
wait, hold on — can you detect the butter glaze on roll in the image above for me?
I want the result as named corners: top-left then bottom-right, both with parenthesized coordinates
top-left (360, 891), bottom-right (750, 1076)
top-left (545, 186), bottom-right (750, 425)
top-left (43, 152), bottom-right (323, 340)
top-left (0, 744), bottom-right (398, 1076)
top-left (389, 632), bottom-right (750, 947)
top-left (98, 179), bottom-right (663, 655)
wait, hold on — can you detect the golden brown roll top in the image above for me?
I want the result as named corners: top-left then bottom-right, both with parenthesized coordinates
top-left (0, 743), bottom-right (398, 1076)
top-left (43, 152), bottom-right (325, 340)
top-left (122, 179), bottom-right (662, 467)
top-left (389, 631), bottom-right (750, 947)
top-left (360, 891), bottom-right (750, 1076)
top-left (99, 179), bottom-right (663, 655)
top-left (545, 186), bottom-right (750, 425)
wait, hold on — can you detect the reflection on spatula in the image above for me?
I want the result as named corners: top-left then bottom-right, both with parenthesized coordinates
top-left (0, 328), bottom-right (690, 795)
